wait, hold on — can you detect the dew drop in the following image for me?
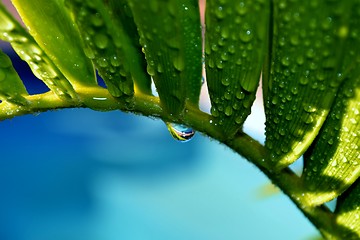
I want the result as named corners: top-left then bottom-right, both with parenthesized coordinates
top-left (173, 57), bottom-right (184, 71)
top-left (97, 58), bottom-right (108, 67)
top-left (224, 106), bottom-right (233, 116)
top-left (331, 159), bottom-right (337, 167)
top-left (211, 106), bottom-right (220, 117)
top-left (299, 76), bottom-right (309, 85)
top-left (91, 13), bottom-right (103, 27)
top-left (221, 27), bottom-right (229, 38)
top-left (214, 6), bottom-right (225, 19)
top-left (110, 55), bottom-right (121, 67)
top-left (147, 65), bottom-right (156, 76)
top-left (281, 56), bottom-right (290, 66)
top-left (233, 116), bottom-right (242, 125)
top-left (0, 14), bottom-right (15, 31)
top-left (221, 78), bottom-right (230, 86)
top-left (338, 26), bottom-right (349, 38)
top-left (94, 33), bottom-right (109, 49)
top-left (239, 29), bottom-right (253, 43)
top-left (228, 45), bottom-right (236, 54)
top-left (236, 90), bottom-right (245, 100)
top-left (166, 123), bottom-right (195, 142)
top-left (303, 105), bottom-right (317, 113)
top-left (224, 91), bottom-right (231, 100)
top-left (236, 2), bottom-right (247, 15)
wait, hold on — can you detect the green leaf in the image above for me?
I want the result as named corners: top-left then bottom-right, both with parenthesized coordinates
top-left (11, 0), bottom-right (97, 90)
top-left (66, 0), bottom-right (135, 99)
top-left (205, 0), bottom-right (269, 137)
top-left (128, 0), bottom-right (202, 115)
top-left (0, 49), bottom-right (29, 105)
top-left (301, 72), bottom-right (360, 205)
top-left (105, 0), bottom-right (152, 95)
top-left (264, 0), bottom-right (356, 170)
top-left (0, 2), bottom-right (78, 100)
top-left (335, 180), bottom-right (360, 239)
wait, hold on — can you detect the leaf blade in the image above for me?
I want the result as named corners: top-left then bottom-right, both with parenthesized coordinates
top-left (301, 73), bottom-right (360, 205)
top-left (0, 49), bottom-right (29, 105)
top-left (335, 180), bottom-right (360, 239)
top-left (11, 0), bottom-right (97, 90)
top-left (205, 0), bottom-right (269, 137)
top-left (0, 2), bottom-right (78, 100)
top-left (264, 0), bottom-right (356, 170)
top-left (128, 0), bottom-right (203, 115)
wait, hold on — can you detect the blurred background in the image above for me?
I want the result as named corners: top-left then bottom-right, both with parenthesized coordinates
top-left (0, 1), bottom-right (319, 239)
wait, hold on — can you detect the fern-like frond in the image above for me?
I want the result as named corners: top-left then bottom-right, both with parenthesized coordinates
top-left (0, 0), bottom-right (359, 239)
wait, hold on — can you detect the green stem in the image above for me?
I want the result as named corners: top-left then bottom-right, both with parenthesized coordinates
top-left (0, 86), bottom-right (343, 239)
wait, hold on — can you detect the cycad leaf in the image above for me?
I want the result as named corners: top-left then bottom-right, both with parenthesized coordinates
top-left (335, 180), bottom-right (360, 239)
top-left (264, 0), bottom-right (355, 170)
top-left (0, 49), bottom-right (28, 105)
top-left (105, 0), bottom-right (152, 95)
top-left (0, 2), bottom-right (77, 100)
top-left (301, 72), bottom-right (360, 205)
top-left (205, 0), bottom-right (269, 137)
top-left (67, 0), bottom-right (151, 99)
top-left (128, 0), bottom-right (202, 115)
top-left (11, 0), bottom-right (97, 90)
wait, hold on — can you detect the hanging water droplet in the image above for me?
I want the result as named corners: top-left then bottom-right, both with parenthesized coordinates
top-left (166, 123), bottom-right (195, 142)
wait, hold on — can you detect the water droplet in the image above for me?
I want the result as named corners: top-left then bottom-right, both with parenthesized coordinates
top-left (224, 91), bottom-right (231, 100)
top-left (236, 90), bottom-right (245, 100)
top-left (221, 52), bottom-right (229, 61)
top-left (338, 26), bottom-right (349, 38)
top-left (225, 106), bottom-right (233, 116)
top-left (0, 14), bottom-right (15, 31)
top-left (303, 105), bottom-right (317, 113)
top-left (236, 2), bottom-right (247, 15)
top-left (97, 58), bottom-right (108, 67)
top-left (239, 29), bottom-right (253, 43)
top-left (173, 57), bottom-right (184, 71)
top-left (281, 57), bottom-right (290, 66)
top-left (211, 106), bottom-right (219, 117)
top-left (147, 65), bottom-right (155, 76)
top-left (228, 45), bottom-right (236, 54)
top-left (299, 76), bottom-right (309, 85)
top-left (306, 48), bottom-right (315, 58)
top-left (331, 159), bottom-right (337, 167)
top-left (84, 47), bottom-right (95, 59)
top-left (350, 118), bottom-right (357, 125)
top-left (94, 33), bottom-right (109, 49)
top-left (221, 27), bottom-right (229, 38)
top-left (221, 78), bottom-right (230, 86)
top-left (166, 123), bottom-right (195, 142)
top-left (110, 56), bottom-right (121, 67)
top-left (214, 6), bottom-right (225, 19)
top-left (91, 13), bottom-right (103, 27)
top-left (235, 116), bottom-right (243, 124)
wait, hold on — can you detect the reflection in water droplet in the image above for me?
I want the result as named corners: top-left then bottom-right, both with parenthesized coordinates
top-left (166, 122), bottom-right (195, 142)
